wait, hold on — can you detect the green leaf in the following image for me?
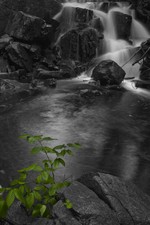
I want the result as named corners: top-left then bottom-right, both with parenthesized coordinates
top-left (49, 186), bottom-right (56, 196)
top-left (0, 187), bottom-right (5, 194)
top-left (33, 191), bottom-right (42, 201)
top-left (67, 143), bottom-right (81, 149)
top-left (64, 199), bottom-right (73, 209)
top-left (27, 135), bottom-right (43, 144)
top-left (0, 200), bottom-right (8, 218)
top-left (18, 163), bottom-right (42, 172)
top-left (14, 189), bottom-right (25, 204)
top-left (6, 190), bottom-right (15, 207)
top-left (42, 137), bottom-right (57, 141)
top-left (32, 204), bottom-right (42, 217)
top-left (53, 158), bottom-right (65, 168)
top-left (19, 134), bottom-right (30, 140)
top-left (40, 205), bottom-right (46, 216)
top-left (42, 146), bottom-right (57, 154)
top-left (53, 144), bottom-right (66, 150)
top-left (25, 193), bottom-right (34, 209)
top-left (31, 146), bottom-right (43, 154)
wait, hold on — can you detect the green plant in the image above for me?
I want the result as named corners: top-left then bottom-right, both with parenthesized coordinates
top-left (0, 134), bottom-right (80, 219)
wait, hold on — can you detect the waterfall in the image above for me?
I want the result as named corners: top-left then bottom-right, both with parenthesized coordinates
top-left (55, 1), bottom-right (150, 79)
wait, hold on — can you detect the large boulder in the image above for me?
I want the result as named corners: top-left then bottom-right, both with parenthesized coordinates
top-left (6, 11), bottom-right (53, 45)
top-left (92, 60), bottom-right (125, 85)
top-left (113, 11), bottom-right (132, 40)
top-left (6, 42), bottom-right (33, 72)
top-left (60, 27), bottom-right (99, 63)
top-left (78, 172), bottom-right (150, 225)
top-left (0, 0), bottom-right (62, 22)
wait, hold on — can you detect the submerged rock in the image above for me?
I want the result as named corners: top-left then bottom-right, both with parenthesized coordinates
top-left (92, 60), bottom-right (126, 86)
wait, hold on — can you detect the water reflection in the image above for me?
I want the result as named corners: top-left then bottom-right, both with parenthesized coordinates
top-left (0, 79), bottom-right (150, 195)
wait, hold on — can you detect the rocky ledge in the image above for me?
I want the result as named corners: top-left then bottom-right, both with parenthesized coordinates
top-left (3, 172), bottom-right (150, 225)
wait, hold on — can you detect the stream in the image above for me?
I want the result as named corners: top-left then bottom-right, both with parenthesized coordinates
top-left (0, 77), bottom-right (150, 195)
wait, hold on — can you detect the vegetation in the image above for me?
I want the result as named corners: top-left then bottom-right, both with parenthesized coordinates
top-left (0, 134), bottom-right (81, 219)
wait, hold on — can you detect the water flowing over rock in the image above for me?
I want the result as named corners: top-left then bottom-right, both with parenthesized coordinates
top-left (6, 11), bottom-right (53, 45)
top-left (92, 60), bottom-right (126, 86)
top-left (60, 27), bottom-right (99, 63)
top-left (113, 12), bottom-right (132, 40)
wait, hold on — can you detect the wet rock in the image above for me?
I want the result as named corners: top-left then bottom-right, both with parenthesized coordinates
top-left (92, 60), bottom-right (125, 86)
top-left (44, 78), bottom-right (57, 88)
top-left (137, 0), bottom-right (150, 24)
top-left (6, 11), bottom-right (53, 45)
top-left (62, 181), bottom-right (119, 225)
top-left (36, 69), bottom-right (62, 79)
top-left (6, 42), bottom-right (33, 72)
top-left (1, 0), bottom-right (62, 20)
top-left (0, 4), bottom-right (12, 36)
top-left (0, 57), bottom-right (10, 73)
top-left (60, 27), bottom-right (99, 62)
top-left (99, 2), bottom-right (118, 13)
top-left (53, 200), bottom-right (82, 225)
top-left (133, 79), bottom-right (150, 89)
top-left (78, 172), bottom-right (150, 225)
top-left (113, 11), bottom-right (132, 40)
top-left (0, 34), bottom-right (13, 50)
top-left (90, 17), bottom-right (104, 33)
top-left (74, 7), bottom-right (93, 23)
top-left (31, 218), bottom-right (54, 225)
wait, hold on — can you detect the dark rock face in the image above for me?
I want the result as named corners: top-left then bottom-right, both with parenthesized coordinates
top-left (6, 42), bottom-right (33, 72)
top-left (92, 60), bottom-right (125, 86)
top-left (90, 17), bottom-right (104, 33)
top-left (0, 0), bottom-right (62, 21)
top-left (0, 4), bottom-right (12, 36)
top-left (75, 7), bottom-right (93, 23)
top-left (78, 172), bottom-right (150, 225)
top-left (139, 39), bottom-right (150, 81)
top-left (137, 0), bottom-right (150, 24)
top-left (113, 11), bottom-right (132, 40)
top-left (60, 28), bottom-right (99, 63)
top-left (6, 172), bottom-right (150, 225)
top-left (6, 11), bottom-right (53, 45)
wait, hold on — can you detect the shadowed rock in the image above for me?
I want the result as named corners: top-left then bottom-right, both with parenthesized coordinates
top-left (92, 60), bottom-right (125, 86)
top-left (6, 11), bottom-right (53, 45)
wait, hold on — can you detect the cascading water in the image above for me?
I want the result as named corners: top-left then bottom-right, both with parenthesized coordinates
top-left (54, 1), bottom-right (150, 96)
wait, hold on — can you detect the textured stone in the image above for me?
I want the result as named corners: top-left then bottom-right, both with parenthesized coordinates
top-left (62, 181), bottom-right (120, 225)
top-left (60, 27), bottom-right (99, 62)
top-left (6, 11), bottom-right (53, 45)
top-left (6, 42), bottom-right (33, 72)
top-left (92, 60), bottom-right (125, 86)
top-left (78, 172), bottom-right (150, 225)
top-left (113, 11), bottom-right (132, 40)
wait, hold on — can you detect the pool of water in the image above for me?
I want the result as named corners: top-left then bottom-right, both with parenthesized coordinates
top-left (0, 78), bottom-right (150, 195)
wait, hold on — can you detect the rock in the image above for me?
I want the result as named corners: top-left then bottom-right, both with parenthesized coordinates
top-left (132, 79), bottom-right (150, 89)
top-left (0, 34), bottom-right (13, 50)
top-left (99, 2), bottom-right (118, 13)
top-left (78, 172), bottom-right (150, 225)
top-left (60, 27), bottom-right (99, 62)
top-left (90, 17), bottom-right (104, 33)
top-left (0, 4), bottom-right (12, 36)
top-left (6, 11), bottom-right (53, 45)
top-left (44, 78), bottom-right (57, 88)
top-left (74, 7), bottom-right (93, 23)
top-left (62, 181), bottom-right (119, 225)
top-left (113, 11), bottom-right (132, 40)
top-left (1, 0), bottom-right (62, 21)
top-left (92, 60), bottom-right (125, 86)
top-left (31, 218), bottom-right (54, 225)
top-left (6, 42), bottom-right (33, 72)
top-left (0, 57), bottom-right (10, 72)
top-left (137, 0), bottom-right (150, 24)
top-left (53, 200), bottom-right (82, 225)
top-left (36, 69), bottom-right (62, 79)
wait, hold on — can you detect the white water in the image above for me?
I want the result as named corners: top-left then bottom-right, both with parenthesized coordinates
top-left (54, 1), bottom-right (150, 96)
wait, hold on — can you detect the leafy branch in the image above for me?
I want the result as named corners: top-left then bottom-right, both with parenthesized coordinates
top-left (0, 134), bottom-right (81, 219)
